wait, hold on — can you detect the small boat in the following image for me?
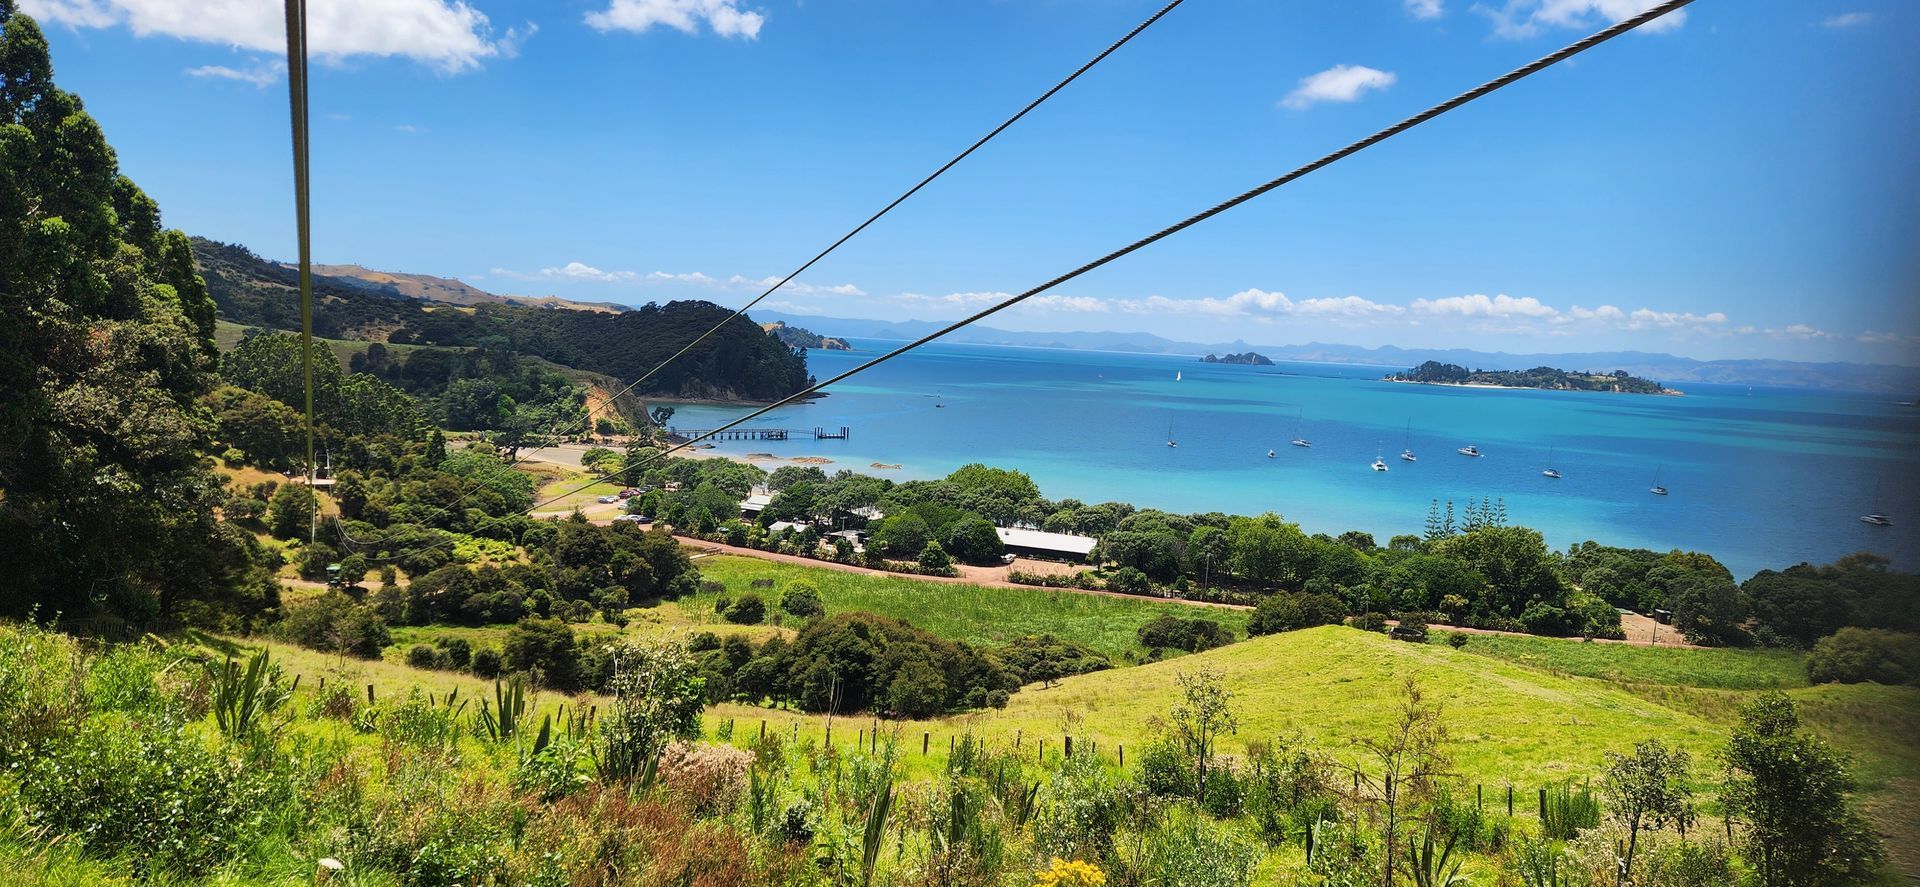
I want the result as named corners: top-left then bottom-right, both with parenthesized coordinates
top-left (1175, 371), bottom-right (1182, 382)
top-left (1400, 449), bottom-right (1417, 462)
top-left (1166, 417), bottom-right (1177, 449)
top-left (1371, 447), bottom-right (1389, 472)
top-left (1400, 421), bottom-right (1417, 462)
top-left (1861, 513), bottom-right (1893, 526)
top-left (1291, 411), bottom-right (1310, 448)
top-left (1266, 449), bottom-right (1276, 459)
top-left (1650, 466), bottom-right (1668, 496)
top-left (1542, 445), bottom-right (1561, 479)
top-left (1458, 445), bottom-right (1482, 457)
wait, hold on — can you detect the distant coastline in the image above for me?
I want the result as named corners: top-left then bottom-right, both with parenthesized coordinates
top-left (1384, 360), bottom-right (1683, 396)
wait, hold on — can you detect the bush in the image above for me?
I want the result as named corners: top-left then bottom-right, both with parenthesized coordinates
top-left (688, 630), bottom-right (722, 652)
top-left (1136, 615), bottom-right (1234, 653)
top-left (436, 636), bottom-right (473, 669)
top-left (725, 593), bottom-right (766, 625)
top-left (503, 618), bottom-right (580, 691)
top-left (221, 495), bottom-right (265, 523)
top-left (277, 593), bottom-right (390, 659)
top-left (1446, 632), bottom-right (1469, 649)
top-left (1348, 612), bottom-right (1388, 632)
top-left (406, 644), bottom-right (442, 669)
top-left (1248, 592), bottom-right (1346, 636)
top-left (1807, 627), bottom-right (1920, 685)
top-left (1106, 566), bottom-right (1151, 596)
top-left (780, 582), bottom-right (825, 618)
top-left (917, 540), bottom-right (953, 573)
top-left (470, 647), bottom-right (503, 677)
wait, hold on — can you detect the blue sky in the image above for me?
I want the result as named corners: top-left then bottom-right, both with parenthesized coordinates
top-left (23, 0), bottom-right (1919, 364)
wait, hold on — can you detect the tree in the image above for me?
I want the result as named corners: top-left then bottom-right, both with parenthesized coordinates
top-left (1168, 669), bottom-right (1238, 802)
top-left (1602, 739), bottom-right (1695, 881)
top-left (503, 617), bottom-right (580, 691)
top-left (780, 582), bottom-right (825, 619)
top-left (1721, 693), bottom-right (1884, 886)
top-left (1806, 627), bottom-right (1920, 685)
top-left (1355, 679), bottom-right (1451, 887)
top-left (943, 515), bottom-right (1005, 564)
top-left (725, 593), bottom-right (766, 625)
top-left (600, 640), bottom-right (706, 782)
top-left (267, 483), bottom-right (317, 540)
top-left (1668, 576), bottom-right (1748, 647)
top-left (917, 540), bottom-right (953, 573)
top-left (869, 513), bottom-right (931, 558)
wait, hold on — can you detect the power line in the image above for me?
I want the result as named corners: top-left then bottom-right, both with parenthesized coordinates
top-left (344, 0), bottom-right (1187, 545)
top-left (370, 0), bottom-right (1697, 563)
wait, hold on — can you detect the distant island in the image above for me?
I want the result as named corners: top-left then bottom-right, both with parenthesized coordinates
top-left (1386, 360), bottom-right (1680, 395)
top-left (763, 321), bottom-right (851, 351)
top-left (1201, 351), bottom-right (1274, 366)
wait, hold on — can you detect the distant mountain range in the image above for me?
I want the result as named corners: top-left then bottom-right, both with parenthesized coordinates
top-left (755, 311), bottom-right (1920, 393)
top-left (309, 262), bottom-right (626, 313)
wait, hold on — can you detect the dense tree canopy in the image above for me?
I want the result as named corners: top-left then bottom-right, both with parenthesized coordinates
top-left (0, 9), bottom-right (271, 625)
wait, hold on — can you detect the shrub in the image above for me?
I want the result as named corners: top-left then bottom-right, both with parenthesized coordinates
top-left (1106, 566), bottom-right (1151, 596)
top-left (1540, 781), bottom-right (1601, 840)
top-left (1349, 612), bottom-right (1388, 632)
top-left (1446, 632), bottom-right (1469, 649)
top-left (917, 540), bottom-right (953, 573)
top-left (725, 593), bottom-right (767, 625)
top-left (656, 740), bottom-right (753, 817)
top-left (222, 495), bottom-right (265, 523)
top-left (406, 644), bottom-right (442, 669)
top-left (278, 593), bottom-right (390, 659)
top-left (503, 618), bottom-right (580, 692)
top-left (1201, 768), bottom-right (1244, 817)
top-left (780, 582), bottom-right (825, 618)
top-left (14, 712), bottom-right (276, 875)
top-left (1807, 627), bottom-right (1920, 685)
top-left (436, 636), bottom-right (473, 669)
top-left (1248, 592), bottom-right (1346, 636)
top-left (470, 647), bottom-right (503, 677)
top-left (1136, 615), bottom-right (1234, 653)
top-left (689, 631), bottom-right (722, 652)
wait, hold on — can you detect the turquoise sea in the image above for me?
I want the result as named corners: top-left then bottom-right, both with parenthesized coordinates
top-left (667, 341), bottom-right (1919, 579)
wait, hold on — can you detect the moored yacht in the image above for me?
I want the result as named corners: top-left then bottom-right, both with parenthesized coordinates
top-left (1458, 444), bottom-right (1482, 457)
top-left (1371, 456), bottom-right (1390, 472)
top-left (1861, 513), bottom-right (1893, 526)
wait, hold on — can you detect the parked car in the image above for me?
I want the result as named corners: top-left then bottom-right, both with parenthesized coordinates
top-left (617, 488), bottom-right (639, 499)
top-left (596, 495), bottom-right (620, 504)
top-left (613, 514), bottom-right (652, 524)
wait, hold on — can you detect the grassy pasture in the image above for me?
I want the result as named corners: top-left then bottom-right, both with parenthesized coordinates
top-left (1445, 630), bottom-right (1811, 689)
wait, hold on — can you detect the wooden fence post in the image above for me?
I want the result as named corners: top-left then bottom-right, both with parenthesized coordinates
top-left (1118, 744), bottom-right (1124, 767)
top-left (1477, 784), bottom-right (1483, 812)
top-left (760, 719), bottom-right (766, 739)
top-left (923, 732), bottom-right (930, 754)
top-left (1038, 738), bottom-right (1044, 763)
top-left (1064, 736), bottom-right (1073, 758)
top-left (366, 684), bottom-right (375, 704)
top-left (1507, 785), bottom-right (1514, 817)
top-left (1539, 787), bottom-right (1547, 821)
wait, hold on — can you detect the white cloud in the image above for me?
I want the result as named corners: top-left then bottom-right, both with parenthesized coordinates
top-left (726, 275), bottom-right (866, 297)
top-left (1624, 307), bottom-right (1726, 329)
top-left (1473, 0), bottom-right (1687, 41)
top-left (1018, 295), bottom-right (1110, 314)
top-left (394, 123), bottom-right (426, 133)
top-left (1821, 12), bottom-right (1872, 29)
top-left (1281, 65), bottom-right (1397, 110)
top-left (1763, 323), bottom-right (1838, 341)
top-left (185, 60), bottom-right (284, 86)
top-left (1411, 293), bottom-right (1558, 319)
top-left (1857, 330), bottom-right (1918, 346)
top-left (585, 0), bottom-right (765, 39)
top-left (22, 0), bottom-right (516, 72)
top-left (1406, 0), bottom-right (1444, 20)
top-left (643, 270), bottom-right (718, 285)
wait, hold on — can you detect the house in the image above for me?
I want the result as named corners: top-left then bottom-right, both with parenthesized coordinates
top-left (995, 527), bottom-right (1097, 563)
top-left (739, 490), bottom-right (774, 519)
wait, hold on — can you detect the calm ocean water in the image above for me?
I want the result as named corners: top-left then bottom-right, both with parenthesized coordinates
top-left (667, 341), bottom-right (1920, 579)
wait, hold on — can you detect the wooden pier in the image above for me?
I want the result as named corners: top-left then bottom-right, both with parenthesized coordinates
top-left (669, 426), bottom-right (850, 442)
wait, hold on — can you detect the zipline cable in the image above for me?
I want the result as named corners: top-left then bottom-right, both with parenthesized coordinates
top-left (371, 0), bottom-right (1698, 562)
top-left (346, 0), bottom-right (1188, 542)
top-left (282, 0), bottom-right (318, 544)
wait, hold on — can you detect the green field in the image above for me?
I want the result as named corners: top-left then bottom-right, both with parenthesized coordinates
top-left (689, 554), bottom-right (1248, 658)
top-left (1446, 630), bottom-right (1812, 689)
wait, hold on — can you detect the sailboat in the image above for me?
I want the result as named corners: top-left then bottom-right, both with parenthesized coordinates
top-left (1649, 467), bottom-right (1669, 496)
top-left (1371, 445), bottom-right (1390, 472)
top-left (1175, 371), bottom-right (1182, 382)
top-left (1399, 420), bottom-right (1417, 462)
top-left (1861, 513), bottom-right (1893, 526)
top-left (1291, 412), bottom-right (1311, 448)
top-left (1266, 449), bottom-right (1276, 459)
top-left (1166, 417), bottom-right (1178, 449)
top-left (1541, 445), bottom-right (1562, 479)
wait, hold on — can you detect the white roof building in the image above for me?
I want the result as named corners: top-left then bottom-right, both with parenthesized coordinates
top-left (995, 527), bottom-right (1097, 560)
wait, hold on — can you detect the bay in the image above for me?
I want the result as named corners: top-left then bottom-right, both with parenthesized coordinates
top-left (666, 341), bottom-right (1920, 579)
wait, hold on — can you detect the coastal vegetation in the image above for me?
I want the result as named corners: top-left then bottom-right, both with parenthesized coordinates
top-left (1, 6), bottom-right (1912, 884)
top-left (1387, 360), bottom-right (1673, 394)
top-left (764, 320), bottom-right (853, 351)
top-left (1201, 352), bottom-right (1274, 366)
